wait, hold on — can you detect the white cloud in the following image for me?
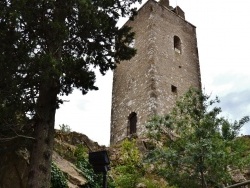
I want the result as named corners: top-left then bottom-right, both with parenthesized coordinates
top-left (55, 71), bottom-right (113, 146)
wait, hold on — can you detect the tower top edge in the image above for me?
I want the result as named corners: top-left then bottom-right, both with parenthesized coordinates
top-left (120, 0), bottom-right (196, 29)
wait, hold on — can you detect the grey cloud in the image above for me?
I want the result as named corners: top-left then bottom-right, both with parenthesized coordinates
top-left (218, 89), bottom-right (250, 135)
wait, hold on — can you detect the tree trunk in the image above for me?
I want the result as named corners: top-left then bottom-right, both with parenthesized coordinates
top-left (200, 156), bottom-right (207, 188)
top-left (27, 81), bottom-right (59, 188)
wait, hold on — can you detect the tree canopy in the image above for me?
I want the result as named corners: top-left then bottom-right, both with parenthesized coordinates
top-left (0, 0), bottom-right (141, 187)
top-left (0, 0), bottom-right (140, 107)
top-left (146, 88), bottom-right (250, 188)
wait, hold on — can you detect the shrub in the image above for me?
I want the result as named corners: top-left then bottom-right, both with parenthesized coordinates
top-left (51, 162), bottom-right (68, 188)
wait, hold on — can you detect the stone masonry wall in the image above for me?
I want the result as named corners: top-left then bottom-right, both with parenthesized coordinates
top-left (110, 0), bottom-right (201, 145)
top-left (152, 1), bottom-right (201, 116)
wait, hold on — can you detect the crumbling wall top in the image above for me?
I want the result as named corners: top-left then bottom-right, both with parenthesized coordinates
top-left (158, 0), bottom-right (185, 19)
top-left (159, 0), bottom-right (169, 7)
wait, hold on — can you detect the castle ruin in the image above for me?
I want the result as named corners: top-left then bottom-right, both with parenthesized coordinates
top-left (110, 0), bottom-right (201, 145)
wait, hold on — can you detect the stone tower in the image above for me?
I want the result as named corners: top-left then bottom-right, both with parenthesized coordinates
top-left (110, 0), bottom-right (201, 145)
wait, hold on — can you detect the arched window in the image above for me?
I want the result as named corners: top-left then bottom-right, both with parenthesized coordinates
top-left (128, 112), bottom-right (137, 135)
top-left (174, 35), bottom-right (181, 53)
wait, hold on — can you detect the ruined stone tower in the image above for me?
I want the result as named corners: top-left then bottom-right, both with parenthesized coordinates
top-left (110, 0), bottom-right (201, 145)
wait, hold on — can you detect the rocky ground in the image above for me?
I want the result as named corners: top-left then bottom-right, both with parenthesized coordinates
top-left (0, 131), bottom-right (250, 188)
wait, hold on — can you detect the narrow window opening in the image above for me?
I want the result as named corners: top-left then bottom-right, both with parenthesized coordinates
top-left (171, 85), bottom-right (177, 93)
top-left (128, 112), bottom-right (137, 135)
top-left (174, 36), bottom-right (181, 54)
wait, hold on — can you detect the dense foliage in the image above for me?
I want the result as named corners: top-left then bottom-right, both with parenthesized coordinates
top-left (0, 0), bottom-right (141, 186)
top-left (51, 162), bottom-right (68, 188)
top-left (0, 0), bottom-right (140, 107)
top-left (146, 88), bottom-right (250, 188)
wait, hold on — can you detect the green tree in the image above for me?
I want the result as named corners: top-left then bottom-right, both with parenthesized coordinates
top-left (146, 88), bottom-right (250, 188)
top-left (0, 0), bottom-right (141, 187)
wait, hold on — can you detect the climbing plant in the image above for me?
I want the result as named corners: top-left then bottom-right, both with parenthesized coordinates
top-left (75, 145), bottom-right (102, 188)
top-left (51, 162), bottom-right (68, 188)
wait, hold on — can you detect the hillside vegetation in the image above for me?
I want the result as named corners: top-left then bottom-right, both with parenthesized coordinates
top-left (1, 89), bottom-right (250, 187)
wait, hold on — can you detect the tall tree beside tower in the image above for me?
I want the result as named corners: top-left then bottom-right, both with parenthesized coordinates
top-left (0, 0), bottom-right (141, 187)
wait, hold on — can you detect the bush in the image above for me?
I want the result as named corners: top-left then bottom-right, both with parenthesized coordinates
top-left (59, 124), bottom-right (71, 133)
top-left (51, 162), bottom-right (68, 188)
top-left (75, 145), bottom-right (102, 188)
top-left (110, 139), bottom-right (144, 188)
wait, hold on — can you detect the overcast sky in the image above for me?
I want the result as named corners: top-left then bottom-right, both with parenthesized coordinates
top-left (55, 0), bottom-right (250, 146)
